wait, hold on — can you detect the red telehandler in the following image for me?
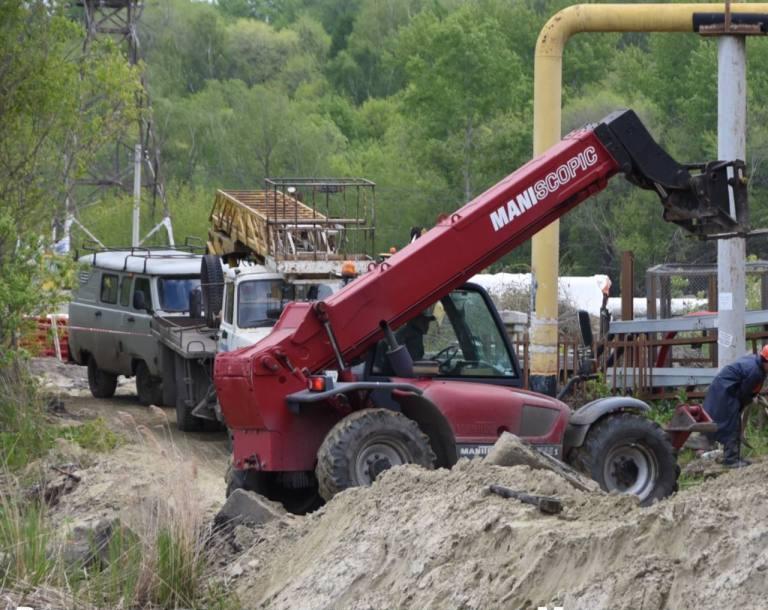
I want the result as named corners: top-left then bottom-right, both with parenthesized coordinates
top-left (215, 110), bottom-right (748, 511)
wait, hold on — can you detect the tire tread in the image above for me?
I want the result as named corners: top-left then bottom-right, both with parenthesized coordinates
top-left (315, 409), bottom-right (436, 501)
top-left (568, 412), bottom-right (678, 506)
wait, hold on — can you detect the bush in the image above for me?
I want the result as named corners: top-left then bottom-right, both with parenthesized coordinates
top-left (0, 365), bottom-right (51, 471)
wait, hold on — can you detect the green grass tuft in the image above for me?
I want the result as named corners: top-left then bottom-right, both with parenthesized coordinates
top-left (55, 418), bottom-right (122, 454)
top-left (0, 493), bottom-right (59, 591)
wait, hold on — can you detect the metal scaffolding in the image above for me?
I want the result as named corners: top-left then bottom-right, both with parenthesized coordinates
top-left (58, 0), bottom-right (173, 251)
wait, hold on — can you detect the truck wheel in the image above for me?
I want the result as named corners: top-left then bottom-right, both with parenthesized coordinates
top-left (201, 254), bottom-right (224, 328)
top-left (135, 361), bottom-right (163, 406)
top-left (160, 347), bottom-right (177, 407)
top-left (225, 466), bottom-right (322, 514)
top-left (175, 393), bottom-right (202, 431)
top-left (87, 356), bottom-right (117, 399)
top-left (315, 408), bottom-right (436, 501)
top-left (568, 413), bottom-right (678, 506)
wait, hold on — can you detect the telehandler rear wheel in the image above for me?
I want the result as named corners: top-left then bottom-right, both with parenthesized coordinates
top-left (568, 413), bottom-right (678, 506)
top-left (315, 408), bottom-right (436, 501)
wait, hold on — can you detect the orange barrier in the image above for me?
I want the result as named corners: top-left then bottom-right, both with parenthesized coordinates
top-left (20, 314), bottom-right (69, 361)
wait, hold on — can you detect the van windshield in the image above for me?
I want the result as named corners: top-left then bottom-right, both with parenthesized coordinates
top-left (237, 279), bottom-right (294, 328)
top-left (158, 277), bottom-right (201, 312)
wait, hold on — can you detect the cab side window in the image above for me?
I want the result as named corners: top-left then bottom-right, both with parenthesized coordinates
top-left (100, 273), bottom-right (119, 304)
top-left (119, 276), bottom-right (132, 307)
top-left (224, 282), bottom-right (235, 325)
top-left (133, 277), bottom-right (152, 311)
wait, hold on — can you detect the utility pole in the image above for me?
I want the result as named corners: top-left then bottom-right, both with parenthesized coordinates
top-left (132, 144), bottom-right (142, 247)
top-left (716, 34), bottom-right (747, 365)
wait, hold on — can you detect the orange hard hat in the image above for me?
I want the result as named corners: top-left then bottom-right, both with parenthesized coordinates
top-left (761, 345), bottom-right (768, 361)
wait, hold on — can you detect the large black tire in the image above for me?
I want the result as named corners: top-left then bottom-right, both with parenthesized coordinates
top-left (201, 254), bottom-right (224, 329)
top-left (225, 466), bottom-right (322, 515)
top-left (87, 356), bottom-right (117, 399)
top-left (135, 361), bottom-right (163, 406)
top-left (568, 413), bottom-right (678, 506)
top-left (315, 408), bottom-right (436, 501)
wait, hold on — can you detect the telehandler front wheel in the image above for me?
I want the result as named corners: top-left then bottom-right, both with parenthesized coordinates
top-left (315, 408), bottom-right (436, 502)
top-left (568, 413), bottom-right (678, 506)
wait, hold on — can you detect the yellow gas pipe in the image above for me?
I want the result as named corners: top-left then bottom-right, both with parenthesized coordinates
top-left (530, 2), bottom-right (767, 394)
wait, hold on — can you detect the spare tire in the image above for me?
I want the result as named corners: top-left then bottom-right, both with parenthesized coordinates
top-left (201, 254), bottom-right (224, 328)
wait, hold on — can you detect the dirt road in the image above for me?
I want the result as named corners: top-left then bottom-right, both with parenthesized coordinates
top-left (32, 358), bottom-right (230, 527)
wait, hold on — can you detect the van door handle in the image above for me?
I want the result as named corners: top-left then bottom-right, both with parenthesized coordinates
top-left (94, 311), bottom-right (102, 318)
top-left (221, 330), bottom-right (228, 339)
top-left (126, 316), bottom-right (135, 323)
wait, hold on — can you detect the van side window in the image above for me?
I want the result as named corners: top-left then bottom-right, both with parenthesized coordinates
top-left (224, 282), bottom-right (235, 324)
top-left (133, 277), bottom-right (152, 310)
top-left (119, 276), bottom-right (132, 307)
top-left (100, 274), bottom-right (119, 304)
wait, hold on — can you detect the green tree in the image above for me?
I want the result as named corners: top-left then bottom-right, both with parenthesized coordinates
top-left (225, 18), bottom-right (300, 86)
top-left (397, 5), bottom-right (529, 201)
top-left (0, 1), bottom-right (142, 350)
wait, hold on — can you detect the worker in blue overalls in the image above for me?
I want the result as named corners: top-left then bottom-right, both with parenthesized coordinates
top-left (703, 346), bottom-right (768, 468)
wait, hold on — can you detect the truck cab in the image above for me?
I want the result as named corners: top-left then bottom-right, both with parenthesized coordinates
top-left (217, 264), bottom-right (340, 353)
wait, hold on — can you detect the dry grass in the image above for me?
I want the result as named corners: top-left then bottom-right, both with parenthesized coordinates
top-left (0, 406), bottom-right (235, 609)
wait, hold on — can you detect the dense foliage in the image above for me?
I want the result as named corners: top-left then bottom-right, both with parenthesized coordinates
top-left (13, 0), bottom-right (768, 292)
top-left (0, 1), bottom-right (142, 352)
top-left (123, 0), bottom-right (768, 286)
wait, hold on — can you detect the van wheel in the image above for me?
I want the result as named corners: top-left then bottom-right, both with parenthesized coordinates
top-left (87, 357), bottom-right (117, 399)
top-left (135, 361), bottom-right (162, 406)
top-left (173, 356), bottom-right (203, 431)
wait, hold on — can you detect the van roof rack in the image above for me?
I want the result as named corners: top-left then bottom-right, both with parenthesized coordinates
top-left (76, 241), bottom-right (206, 274)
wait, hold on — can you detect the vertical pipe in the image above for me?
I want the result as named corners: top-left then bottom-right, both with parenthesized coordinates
top-left (621, 251), bottom-right (635, 321)
top-left (132, 144), bottom-right (142, 247)
top-left (529, 51), bottom-right (563, 396)
top-left (531, 3), bottom-right (768, 394)
top-left (717, 35), bottom-right (747, 366)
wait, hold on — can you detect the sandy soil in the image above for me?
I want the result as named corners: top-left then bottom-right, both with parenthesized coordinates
top-left (227, 458), bottom-right (768, 610)
top-left (28, 358), bottom-right (768, 610)
top-left (29, 358), bottom-right (229, 529)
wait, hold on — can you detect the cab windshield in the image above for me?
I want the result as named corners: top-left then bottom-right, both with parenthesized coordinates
top-left (237, 279), bottom-right (295, 328)
top-left (158, 276), bottom-right (200, 312)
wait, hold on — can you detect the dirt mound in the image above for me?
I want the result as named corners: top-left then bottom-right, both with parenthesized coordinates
top-left (231, 458), bottom-right (768, 610)
top-left (50, 437), bottom-right (227, 532)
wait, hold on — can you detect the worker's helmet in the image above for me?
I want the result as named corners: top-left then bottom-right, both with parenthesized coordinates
top-left (760, 344), bottom-right (768, 361)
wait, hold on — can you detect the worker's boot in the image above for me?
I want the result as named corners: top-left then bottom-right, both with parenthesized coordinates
top-left (722, 439), bottom-right (751, 468)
